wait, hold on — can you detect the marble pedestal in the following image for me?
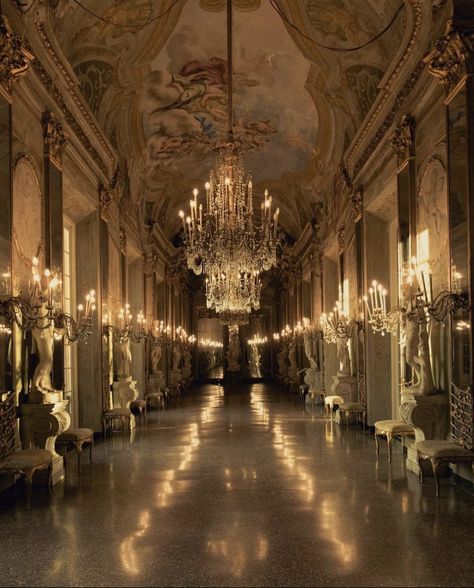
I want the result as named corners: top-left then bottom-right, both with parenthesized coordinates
top-left (112, 378), bottom-right (139, 429)
top-left (20, 400), bottom-right (71, 485)
top-left (400, 391), bottom-right (448, 474)
top-left (331, 374), bottom-right (357, 424)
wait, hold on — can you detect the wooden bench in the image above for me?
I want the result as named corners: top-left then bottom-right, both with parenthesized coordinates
top-left (416, 383), bottom-right (474, 497)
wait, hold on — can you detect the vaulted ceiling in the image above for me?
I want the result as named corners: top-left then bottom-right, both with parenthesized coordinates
top-left (50, 0), bottom-right (413, 240)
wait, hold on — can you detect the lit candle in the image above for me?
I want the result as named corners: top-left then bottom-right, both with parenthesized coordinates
top-left (363, 295), bottom-right (372, 319)
top-left (369, 287), bottom-right (375, 311)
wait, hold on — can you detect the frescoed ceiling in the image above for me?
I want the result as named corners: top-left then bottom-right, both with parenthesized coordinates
top-left (51, 0), bottom-right (411, 239)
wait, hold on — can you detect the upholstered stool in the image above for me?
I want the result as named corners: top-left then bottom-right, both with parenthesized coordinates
top-left (416, 440), bottom-right (474, 497)
top-left (102, 408), bottom-right (131, 438)
top-left (130, 399), bottom-right (147, 426)
top-left (0, 449), bottom-right (52, 493)
top-left (374, 420), bottom-right (415, 462)
top-left (339, 402), bottom-right (366, 430)
top-left (324, 395), bottom-right (344, 419)
top-left (56, 428), bottom-right (94, 471)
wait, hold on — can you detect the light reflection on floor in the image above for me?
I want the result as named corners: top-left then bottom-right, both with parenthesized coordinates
top-left (1, 383), bottom-right (474, 587)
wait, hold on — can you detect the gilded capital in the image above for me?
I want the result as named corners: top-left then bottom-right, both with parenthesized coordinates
top-left (390, 114), bottom-right (416, 167)
top-left (0, 15), bottom-right (33, 94)
top-left (42, 111), bottom-right (68, 167)
top-left (99, 183), bottom-right (112, 220)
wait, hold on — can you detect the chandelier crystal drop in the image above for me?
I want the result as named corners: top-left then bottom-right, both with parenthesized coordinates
top-left (205, 269), bottom-right (261, 314)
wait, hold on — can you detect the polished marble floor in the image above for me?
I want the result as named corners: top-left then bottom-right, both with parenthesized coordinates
top-left (1, 383), bottom-right (474, 587)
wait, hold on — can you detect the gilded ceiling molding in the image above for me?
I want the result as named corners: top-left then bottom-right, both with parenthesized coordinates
top-left (425, 26), bottom-right (474, 100)
top-left (34, 20), bottom-right (116, 165)
top-left (390, 114), bottom-right (416, 168)
top-left (31, 55), bottom-right (109, 176)
top-left (42, 111), bottom-right (68, 168)
top-left (0, 14), bottom-right (33, 96)
top-left (346, 0), bottom-right (423, 165)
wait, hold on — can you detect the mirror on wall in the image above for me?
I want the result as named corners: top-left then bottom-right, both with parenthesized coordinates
top-left (242, 311), bottom-right (271, 380)
top-left (447, 87), bottom-right (471, 387)
top-left (197, 316), bottom-right (224, 380)
top-left (0, 97), bottom-right (12, 394)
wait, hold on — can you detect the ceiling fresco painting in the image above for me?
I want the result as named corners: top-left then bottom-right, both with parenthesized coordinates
top-left (142, 0), bottom-right (318, 184)
top-left (53, 0), bottom-right (413, 239)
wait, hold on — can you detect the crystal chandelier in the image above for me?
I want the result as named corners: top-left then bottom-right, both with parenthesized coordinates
top-left (179, 0), bottom-right (279, 317)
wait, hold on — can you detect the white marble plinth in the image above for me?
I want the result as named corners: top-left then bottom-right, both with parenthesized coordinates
top-left (400, 391), bottom-right (448, 473)
top-left (20, 400), bottom-right (71, 485)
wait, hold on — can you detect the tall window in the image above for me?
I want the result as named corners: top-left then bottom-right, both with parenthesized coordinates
top-left (63, 222), bottom-right (77, 426)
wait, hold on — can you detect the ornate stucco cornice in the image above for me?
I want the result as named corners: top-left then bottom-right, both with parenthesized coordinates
top-left (34, 19), bottom-right (116, 164)
top-left (42, 111), bottom-right (68, 168)
top-left (0, 13), bottom-right (33, 96)
top-left (9, 6), bottom-right (117, 178)
top-left (346, 1), bottom-right (424, 168)
top-left (30, 55), bottom-right (110, 176)
top-left (390, 114), bottom-right (416, 168)
top-left (352, 60), bottom-right (425, 178)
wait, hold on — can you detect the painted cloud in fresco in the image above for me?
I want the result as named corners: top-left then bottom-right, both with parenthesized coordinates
top-left (142, 56), bottom-right (274, 174)
top-left (141, 1), bottom-right (317, 183)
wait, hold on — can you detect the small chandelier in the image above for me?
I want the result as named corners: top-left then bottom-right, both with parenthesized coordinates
top-left (205, 269), bottom-right (261, 314)
top-left (179, 0), bottom-right (279, 316)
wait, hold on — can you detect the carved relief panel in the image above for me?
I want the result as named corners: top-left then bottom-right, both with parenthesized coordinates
top-left (12, 156), bottom-right (43, 296)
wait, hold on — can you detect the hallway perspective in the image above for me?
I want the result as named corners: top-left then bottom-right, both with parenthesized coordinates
top-left (1, 384), bottom-right (474, 588)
